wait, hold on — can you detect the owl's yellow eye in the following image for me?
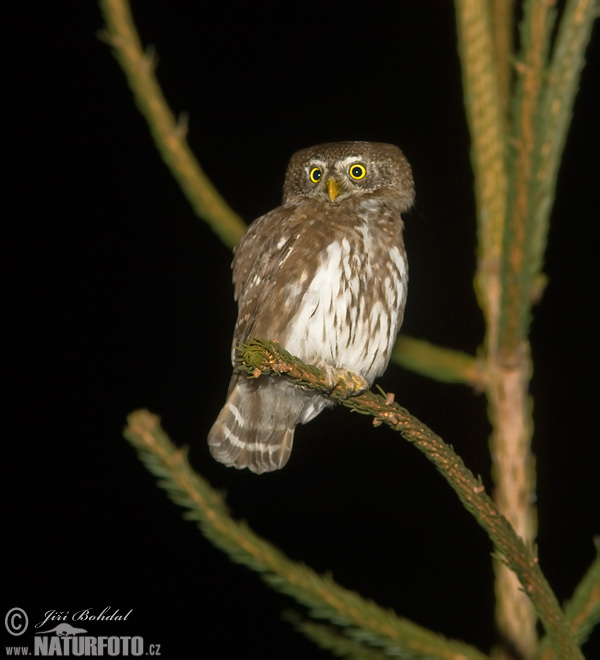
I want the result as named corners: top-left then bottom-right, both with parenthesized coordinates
top-left (309, 167), bottom-right (322, 184)
top-left (349, 163), bottom-right (367, 180)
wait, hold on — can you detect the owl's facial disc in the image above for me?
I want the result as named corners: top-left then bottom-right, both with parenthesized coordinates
top-left (302, 153), bottom-right (386, 204)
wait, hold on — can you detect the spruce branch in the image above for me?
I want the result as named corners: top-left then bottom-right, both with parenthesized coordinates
top-left (537, 545), bottom-right (600, 660)
top-left (454, 3), bottom-right (598, 654)
top-left (500, 0), bottom-right (556, 356)
top-left (282, 611), bottom-right (393, 660)
top-left (124, 409), bottom-right (487, 660)
top-left (491, 0), bottom-right (515, 127)
top-left (236, 339), bottom-right (583, 660)
top-left (500, 0), bottom-right (597, 353)
top-left (454, 0), bottom-right (508, 352)
top-left (530, 0), bottom-right (599, 288)
top-left (391, 336), bottom-right (486, 389)
top-left (98, 0), bottom-right (246, 249)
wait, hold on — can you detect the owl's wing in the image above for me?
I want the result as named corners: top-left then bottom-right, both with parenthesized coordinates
top-left (231, 204), bottom-right (303, 353)
top-left (232, 205), bottom-right (296, 300)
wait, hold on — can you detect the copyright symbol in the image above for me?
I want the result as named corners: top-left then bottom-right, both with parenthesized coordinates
top-left (5, 608), bottom-right (28, 636)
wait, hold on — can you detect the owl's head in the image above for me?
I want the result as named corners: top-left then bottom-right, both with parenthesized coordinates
top-left (283, 141), bottom-right (414, 212)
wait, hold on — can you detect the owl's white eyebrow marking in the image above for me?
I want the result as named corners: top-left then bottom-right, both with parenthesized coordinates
top-left (339, 155), bottom-right (363, 168)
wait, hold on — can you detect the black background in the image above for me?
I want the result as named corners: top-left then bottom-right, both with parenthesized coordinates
top-left (4, 2), bottom-right (599, 658)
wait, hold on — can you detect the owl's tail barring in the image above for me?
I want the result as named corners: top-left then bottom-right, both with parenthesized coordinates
top-left (208, 375), bottom-right (302, 474)
top-left (208, 366), bottom-right (364, 472)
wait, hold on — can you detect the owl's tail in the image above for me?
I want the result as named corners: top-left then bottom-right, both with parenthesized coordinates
top-left (208, 374), bottom-right (305, 474)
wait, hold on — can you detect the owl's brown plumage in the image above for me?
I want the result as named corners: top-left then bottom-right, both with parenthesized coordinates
top-left (209, 141), bottom-right (414, 473)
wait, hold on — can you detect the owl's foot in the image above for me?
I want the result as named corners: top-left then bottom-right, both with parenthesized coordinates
top-left (335, 369), bottom-right (369, 398)
top-left (318, 364), bottom-right (369, 399)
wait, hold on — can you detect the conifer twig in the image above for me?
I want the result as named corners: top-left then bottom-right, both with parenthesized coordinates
top-left (98, 0), bottom-right (246, 248)
top-left (491, 0), bottom-right (515, 126)
top-left (124, 409), bottom-right (488, 660)
top-left (537, 546), bottom-right (600, 660)
top-left (454, 0), bottom-right (508, 352)
top-left (282, 611), bottom-right (392, 660)
top-left (391, 336), bottom-right (486, 388)
top-left (235, 339), bottom-right (583, 660)
top-left (530, 0), bottom-right (599, 289)
top-left (500, 0), bottom-right (555, 356)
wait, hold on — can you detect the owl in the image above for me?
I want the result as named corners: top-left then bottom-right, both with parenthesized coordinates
top-left (208, 141), bottom-right (414, 473)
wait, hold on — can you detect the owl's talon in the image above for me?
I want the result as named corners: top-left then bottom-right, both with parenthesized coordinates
top-left (333, 369), bottom-right (369, 399)
top-left (317, 363), bottom-right (341, 393)
top-left (317, 364), bottom-right (369, 398)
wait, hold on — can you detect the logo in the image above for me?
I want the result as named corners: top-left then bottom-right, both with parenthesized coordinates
top-left (35, 623), bottom-right (87, 637)
top-left (4, 607), bottom-right (161, 656)
top-left (5, 608), bottom-right (28, 636)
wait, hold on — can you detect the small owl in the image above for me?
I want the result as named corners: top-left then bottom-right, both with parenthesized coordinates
top-left (208, 141), bottom-right (414, 473)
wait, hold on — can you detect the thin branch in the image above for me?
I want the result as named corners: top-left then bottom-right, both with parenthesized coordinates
top-left (454, 0), bottom-right (508, 354)
top-left (500, 0), bottom-right (555, 356)
top-left (491, 0), bottom-right (515, 128)
top-left (282, 611), bottom-right (393, 660)
top-left (98, 0), bottom-right (246, 248)
top-left (530, 0), bottom-right (599, 287)
top-left (391, 336), bottom-right (486, 389)
top-left (537, 546), bottom-right (600, 660)
top-left (236, 339), bottom-right (583, 660)
top-left (124, 409), bottom-right (488, 660)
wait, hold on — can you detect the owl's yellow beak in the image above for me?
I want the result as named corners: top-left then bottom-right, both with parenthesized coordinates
top-left (327, 177), bottom-right (339, 202)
